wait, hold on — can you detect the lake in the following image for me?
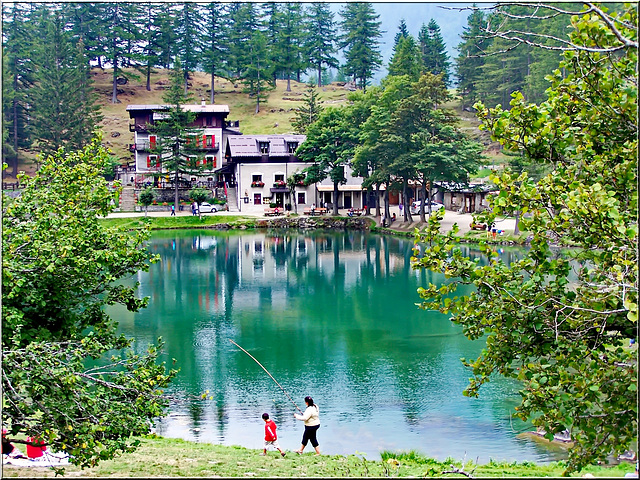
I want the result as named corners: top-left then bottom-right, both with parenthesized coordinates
top-left (108, 229), bottom-right (567, 463)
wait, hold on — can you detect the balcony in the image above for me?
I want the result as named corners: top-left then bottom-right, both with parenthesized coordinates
top-left (129, 123), bottom-right (149, 133)
top-left (129, 142), bottom-right (152, 152)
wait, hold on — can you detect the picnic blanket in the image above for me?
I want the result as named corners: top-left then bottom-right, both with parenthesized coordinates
top-left (3, 451), bottom-right (70, 467)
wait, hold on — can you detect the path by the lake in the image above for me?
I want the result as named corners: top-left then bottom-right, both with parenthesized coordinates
top-left (106, 207), bottom-right (517, 236)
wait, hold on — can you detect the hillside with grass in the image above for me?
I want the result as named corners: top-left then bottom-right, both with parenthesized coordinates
top-left (9, 67), bottom-right (505, 179)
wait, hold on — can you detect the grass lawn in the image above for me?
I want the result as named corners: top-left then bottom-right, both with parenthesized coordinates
top-left (1, 435), bottom-right (635, 478)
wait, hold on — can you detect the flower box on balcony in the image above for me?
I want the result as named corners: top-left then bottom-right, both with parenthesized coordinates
top-left (251, 181), bottom-right (265, 188)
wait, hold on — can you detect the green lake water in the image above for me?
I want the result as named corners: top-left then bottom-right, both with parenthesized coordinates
top-left (108, 229), bottom-right (567, 463)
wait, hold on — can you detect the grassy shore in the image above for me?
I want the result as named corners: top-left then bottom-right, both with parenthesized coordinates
top-left (2, 435), bottom-right (635, 478)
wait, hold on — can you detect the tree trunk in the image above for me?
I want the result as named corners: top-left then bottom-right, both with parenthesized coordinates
top-left (375, 184), bottom-right (381, 217)
top-left (317, 65), bottom-right (322, 87)
top-left (286, 73), bottom-right (291, 92)
top-left (514, 210), bottom-right (520, 235)
top-left (332, 182), bottom-right (339, 215)
top-left (420, 181), bottom-right (428, 223)
top-left (11, 75), bottom-right (19, 176)
top-left (210, 69), bottom-right (215, 104)
top-left (146, 62), bottom-right (151, 91)
top-left (111, 48), bottom-right (119, 104)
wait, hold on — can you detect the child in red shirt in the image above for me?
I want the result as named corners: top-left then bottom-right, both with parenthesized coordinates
top-left (261, 413), bottom-right (285, 457)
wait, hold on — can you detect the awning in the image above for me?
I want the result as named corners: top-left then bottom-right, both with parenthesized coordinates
top-left (270, 188), bottom-right (290, 193)
top-left (316, 185), bottom-right (365, 192)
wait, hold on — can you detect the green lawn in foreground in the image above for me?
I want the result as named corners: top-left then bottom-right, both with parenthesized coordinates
top-left (1, 436), bottom-right (634, 478)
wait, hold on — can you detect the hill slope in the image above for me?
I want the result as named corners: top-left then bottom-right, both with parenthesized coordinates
top-left (9, 68), bottom-right (498, 177)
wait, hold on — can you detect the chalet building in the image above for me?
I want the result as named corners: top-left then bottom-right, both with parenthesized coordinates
top-left (224, 134), bottom-right (310, 212)
top-left (432, 182), bottom-right (496, 213)
top-left (126, 102), bottom-right (240, 189)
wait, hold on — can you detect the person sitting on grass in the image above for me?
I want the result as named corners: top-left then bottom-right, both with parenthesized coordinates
top-left (260, 413), bottom-right (285, 457)
top-left (2, 427), bottom-right (26, 459)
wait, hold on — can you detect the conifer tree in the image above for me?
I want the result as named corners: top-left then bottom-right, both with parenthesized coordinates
top-left (292, 83), bottom-right (324, 134)
top-left (278, 3), bottom-right (305, 92)
top-left (305, 2), bottom-right (339, 87)
top-left (174, 3), bottom-right (204, 94)
top-left (393, 19), bottom-right (410, 53)
top-left (28, 9), bottom-right (101, 157)
top-left (150, 59), bottom-right (204, 208)
top-left (387, 35), bottom-right (422, 80)
top-left (201, 2), bottom-right (228, 104)
top-left (2, 3), bottom-right (35, 175)
top-left (419, 19), bottom-right (451, 86)
top-left (454, 8), bottom-right (491, 109)
top-left (339, 2), bottom-right (383, 91)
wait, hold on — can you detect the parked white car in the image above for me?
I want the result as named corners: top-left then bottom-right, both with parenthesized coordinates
top-left (197, 202), bottom-right (218, 213)
top-left (410, 200), bottom-right (445, 215)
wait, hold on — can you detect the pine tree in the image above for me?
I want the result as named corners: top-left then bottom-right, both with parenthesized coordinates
top-left (174, 3), bottom-right (204, 94)
top-left (419, 19), bottom-right (451, 86)
top-left (150, 59), bottom-right (204, 208)
top-left (305, 2), bottom-right (339, 87)
top-left (339, 2), bottom-right (383, 91)
top-left (387, 35), bottom-right (422, 80)
top-left (2, 3), bottom-right (35, 175)
top-left (232, 4), bottom-right (274, 113)
top-left (454, 8), bottom-right (492, 110)
top-left (201, 2), bottom-right (228, 104)
top-left (393, 19), bottom-right (410, 53)
top-left (100, 3), bottom-right (144, 104)
top-left (278, 3), bottom-right (305, 92)
top-left (292, 83), bottom-right (324, 134)
top-left (28, 9), bottom-right (102, 157)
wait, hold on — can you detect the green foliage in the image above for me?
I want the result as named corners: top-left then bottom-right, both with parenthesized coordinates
top-left (339, 2), bottom-right (383, 91)
top-left (189, 187), bottom-right (209, 218)
top-left (305, 2), bottom-right (339, 88)
top-left (150, 59), bottom-right (204, 208)
top-left (291, 83), bottom-right (324, 134)
top-left (28, 8), bottom-right (102, 157)
top-left (138, 187), bottom-right (155, 217)
top-left (413, 5), bottom-right (638, 474)
top-left (419, 19), bottom-right (451, 86)
top-left (2, 136), bottom-right (176, 469)
top-left (387, 35), bottom-right (422, 80)
top-left (297, 106), bottom-right (361, 215)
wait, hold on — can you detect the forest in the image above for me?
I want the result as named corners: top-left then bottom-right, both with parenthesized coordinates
top-left (3, 2), bottom-right (596, 175)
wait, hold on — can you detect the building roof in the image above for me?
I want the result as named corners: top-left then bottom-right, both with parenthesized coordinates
top-left (227, 135), bottom-right (306, 157)
top-left (126, 104), bottom-right (230, 114)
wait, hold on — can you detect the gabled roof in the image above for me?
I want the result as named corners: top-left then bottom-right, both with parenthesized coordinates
top-left (227, 135), bottom-right (306, 157)
top-left (126, 104), bottom-right (230, 114)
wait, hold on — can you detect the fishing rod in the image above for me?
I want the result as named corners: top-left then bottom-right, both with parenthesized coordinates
top-left (228, 339), bottom-right (303, 414)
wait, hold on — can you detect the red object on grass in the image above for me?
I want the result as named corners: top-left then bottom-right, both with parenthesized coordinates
top-left (26, 436), bottom-right (47, 458)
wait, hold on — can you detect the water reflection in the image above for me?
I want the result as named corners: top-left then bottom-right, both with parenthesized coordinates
top-left (109, 229), bottom-right (565, 463)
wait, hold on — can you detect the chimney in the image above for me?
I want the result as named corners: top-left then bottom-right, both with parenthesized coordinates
top-left (201, 98), bottom-right (206, 106)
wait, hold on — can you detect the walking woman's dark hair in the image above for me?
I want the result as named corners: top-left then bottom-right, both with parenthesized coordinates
top-left (304, 396), bottom-right (314, 406)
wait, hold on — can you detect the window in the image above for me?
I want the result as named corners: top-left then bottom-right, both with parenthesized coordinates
top-left (259, 141), bottom-right (270, 154)
top-left (297, 192), bottom-right (306, 205)
top-left (204, 135), bottom-right (215, 148)
top-left (274, 174), bottom-right (285, 183)
top-left (252, 174), bottom-right (263, 183)
top-left (187, 156), bottom-right (198, 168)
top-left (146, 155), bottom-right (160, 168)
top-left (205, 155), bottom-right (216, 168)
top-left (253, 193), bottom-right (262, 205)
top-left (287, 142), bottom-right (298, 153)
top-left (149, 135), bottom-right (157, 150)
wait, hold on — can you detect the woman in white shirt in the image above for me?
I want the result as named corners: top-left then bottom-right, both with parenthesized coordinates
top-left (293, 396), bottom-right (321, 455)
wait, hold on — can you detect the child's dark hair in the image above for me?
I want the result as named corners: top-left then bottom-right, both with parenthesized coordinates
top-left (304, 396), bottom-right (314, 406)
top-left (262, 413), bottom-right (269, 420)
